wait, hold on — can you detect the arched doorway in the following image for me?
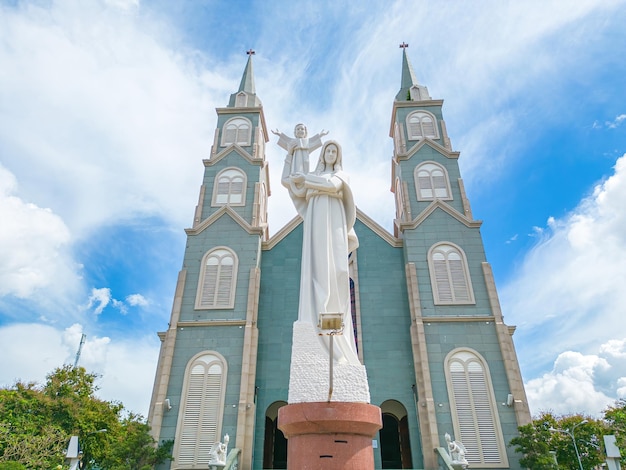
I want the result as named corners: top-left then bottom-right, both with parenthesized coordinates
top-left (379, 400), bottom-right (413, 469)
top-left (263, 401), bottom-right (287, 469)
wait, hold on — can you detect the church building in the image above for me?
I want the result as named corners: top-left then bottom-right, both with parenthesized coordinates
top-left (148, 48), bottom-right (532, 470)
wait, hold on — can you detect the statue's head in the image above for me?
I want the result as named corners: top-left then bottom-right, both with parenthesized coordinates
top-left (315, 140), bottom-right (343, 173)
top-left (294, 123), bottom-right (307, 138)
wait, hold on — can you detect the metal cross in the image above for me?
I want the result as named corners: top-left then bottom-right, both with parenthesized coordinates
top-left (246, 49), bottom-right (256, 55)
top-left (399, 42), bottom-right (409, 49)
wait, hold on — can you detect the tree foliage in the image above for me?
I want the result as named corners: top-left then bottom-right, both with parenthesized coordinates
top-left (510, 403), bottom-right (626, 470)
top-left (0, 365), bottom-right (172, 469)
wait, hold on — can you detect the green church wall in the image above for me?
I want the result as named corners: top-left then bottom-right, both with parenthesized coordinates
top-left (401, 210), bottom-right (492, 317)
top-left (397, 143), bottom-right (467, 217)
top-left (423, 320), bottom-right (523, 467)
top-left (352, 219), bottom-right (425, 469)
top-left (158, 325), bottom-right (246, 460)
top-left (179, 215), bottom-right (262, 322)
top-left (199, 149), bottom-right (263, 223)
top-left (252, 223), bottom-right (302, 469)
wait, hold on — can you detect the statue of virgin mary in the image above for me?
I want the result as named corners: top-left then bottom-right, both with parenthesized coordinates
top-left (281, 140), bottom-right (360, 365)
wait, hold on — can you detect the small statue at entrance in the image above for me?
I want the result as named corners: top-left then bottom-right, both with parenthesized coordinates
top-left (445, 432), bottom-right (469, 469)
top-left (208, 433), bottom-right (229, 468)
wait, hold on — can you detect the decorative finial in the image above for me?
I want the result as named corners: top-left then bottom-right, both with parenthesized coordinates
top-left (246, 49), bottom-right (256, 55)
top-left (399, 42), bottom-right (409, 49)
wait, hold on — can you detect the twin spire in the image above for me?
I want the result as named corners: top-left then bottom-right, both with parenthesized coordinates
top-left (395, 42), bottom-right (431, 102)
top-left (228, 49), bottom-right (261, 108)
top-left (229, 45), bottom-right (430, 108)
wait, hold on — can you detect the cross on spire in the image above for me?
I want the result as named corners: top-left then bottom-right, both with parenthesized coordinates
top-left (399, 42), bottom-right (409, 49)
top-left (246, 49), bottom-right (256, 55)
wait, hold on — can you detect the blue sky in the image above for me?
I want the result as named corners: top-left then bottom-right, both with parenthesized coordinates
top-left (1, 0), bottom-right (626, 418)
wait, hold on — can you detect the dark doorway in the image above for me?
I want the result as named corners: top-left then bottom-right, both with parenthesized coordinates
top-left (262, 401), bottom-right (287, 469)
top-left (380, 413), bottom-right (402, 468)
top-left (379, 400), bottom-right (413, 469)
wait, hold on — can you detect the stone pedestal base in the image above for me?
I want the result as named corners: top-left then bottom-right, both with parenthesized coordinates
top-left (278, 402), bottom-right (382, 470)
top-left (288, 322), bottom-right (370, 403)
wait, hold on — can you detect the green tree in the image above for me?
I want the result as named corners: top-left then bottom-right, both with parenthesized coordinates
top-left (510, 411), bottom-right (609, 470)
top-left (510, 412), bottom-right (559, 469)
top-left (603, 399), bottom-right (626, 467)
top-left (0, 365), bottom-right (172, 469)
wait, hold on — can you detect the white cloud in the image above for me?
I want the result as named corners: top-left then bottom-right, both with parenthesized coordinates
top-left (606, 114), bottom-right (626, 129)
top-left (0, 164), bottom-right (81, 312)
top-left (86, 287), bottom-right (112, 316)
top-left (86, 289), bottom-right (149, 316)
top-left (502, 154), bottom-right (626, 411)
top-left (126, 293), bottom-right (149, 307)
top-left (525, 340), bottom-right (626, 416)
top-left (0, 0), bottom-right (216, 236)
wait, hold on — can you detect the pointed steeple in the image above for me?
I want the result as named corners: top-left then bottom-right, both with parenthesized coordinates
top-left (238, 50), bottom-right (256, 94)
top-left (228, 50), bottom-right (262, 108)
top-left (395, 43), bottom-right (431, 102)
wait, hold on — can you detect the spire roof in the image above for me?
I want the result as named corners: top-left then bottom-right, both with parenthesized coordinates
top-left (395, 43), bottom-right (431, 102)
top-left (238, 50), bottom-right (256, 94)
top-left (228, 50), bottom-right (262, 108)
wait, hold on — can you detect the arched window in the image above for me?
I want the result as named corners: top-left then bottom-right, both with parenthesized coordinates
top-left (213, 168), bottom-right (246, 206)
top-left (428, 243), bottom-right (474, 305)
top-left (445, 349), bottom-right (507, 467)
top-left (221, 117), bottom-right (251, 146)
top-left (406, 111), bottom-right (438, 140)
top-left (174, 352), bottom-right (227, 468)
top-left (196, 247), bottom-right (238, 309)
top-left (414, 162), bottom-right (451, 200)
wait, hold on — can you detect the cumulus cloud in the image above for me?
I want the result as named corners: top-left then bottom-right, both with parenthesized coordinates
top-left (0, 164), bottom-right (81, 314)
top-left (502, 155), bottom-right (626, 412)
top-left (525, 339), bottom-right (626, 416)
top-left (0, 0), bottom-right (216, 236)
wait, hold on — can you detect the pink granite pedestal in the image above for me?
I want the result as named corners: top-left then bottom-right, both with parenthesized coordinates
top-left (278, 402), bottom-right (382, 470)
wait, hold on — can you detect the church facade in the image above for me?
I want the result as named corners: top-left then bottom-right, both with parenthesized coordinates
top-left (148, 50), bottom-right (531, 470)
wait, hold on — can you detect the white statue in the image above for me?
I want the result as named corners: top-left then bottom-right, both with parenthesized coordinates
top-left (208, 433), bottom-right (229, 466)
top-left (273, 123), bottom-right (328, 183)
top-left (445, 432), bottom-right (469, 469)
top-left (281, 140), bottom-right (360, 365)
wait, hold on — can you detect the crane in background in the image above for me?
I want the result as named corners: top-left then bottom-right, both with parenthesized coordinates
top-left (73, 333), bottom-right (86, 368)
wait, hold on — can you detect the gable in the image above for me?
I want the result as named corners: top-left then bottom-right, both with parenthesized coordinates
top-left (397, 137), bottom-right (460, 161)
top-left (186, 205), bottom-right (264, 236)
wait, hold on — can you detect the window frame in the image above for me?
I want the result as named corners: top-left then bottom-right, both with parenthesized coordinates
top-left (406, 110), bottom-right (439, 141)
top-left (220, 117), bottom-right (252, 147)
top-left (414, 161), bottom-right (452, 201)
top-left (195, 247), bottom-right (239, 310)
top-left (428, 242), bottom-right (475, 305)
top-left (173, 351), bottom-right (228, 468)
top-left (212, 167), bottom-right (247, 207)
top-left (444, 348), bottom-right (508, 467)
